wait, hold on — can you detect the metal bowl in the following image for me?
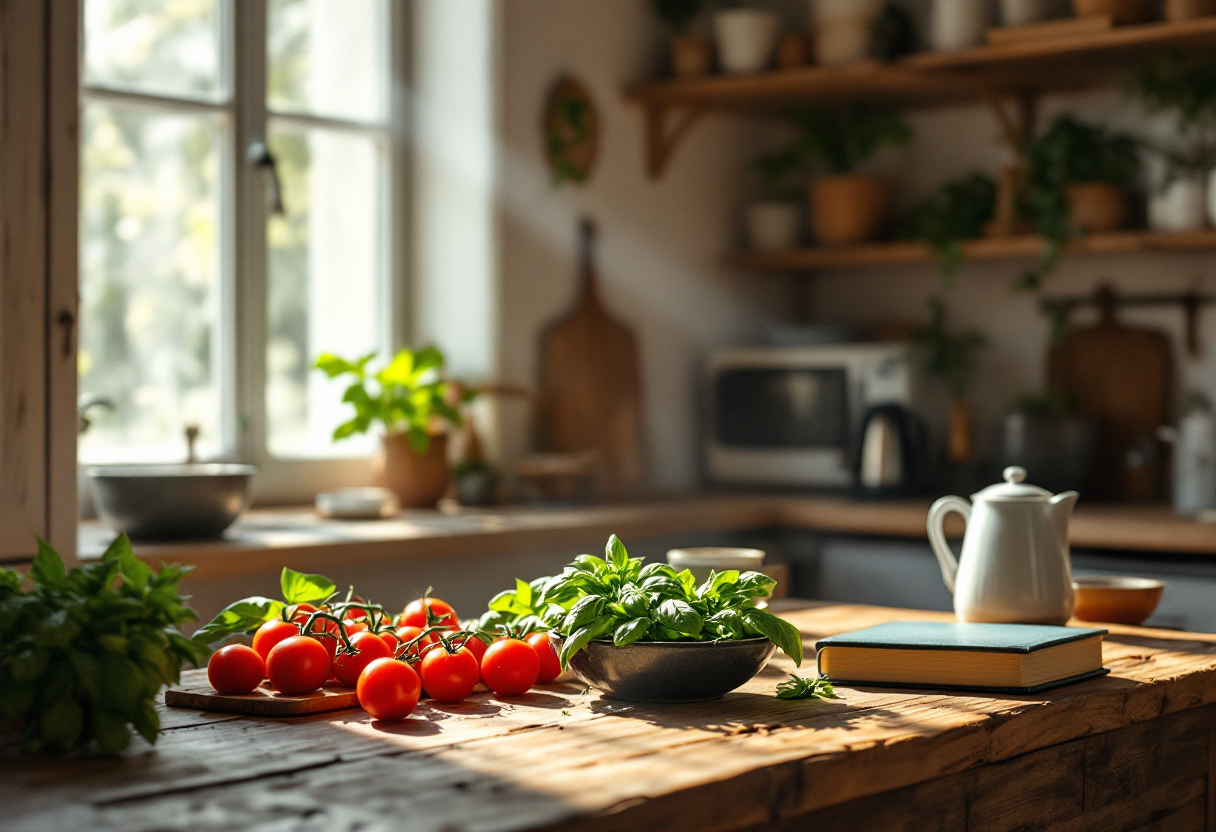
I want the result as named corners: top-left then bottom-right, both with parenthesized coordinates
top-left (556, 635), bottom-right (776, 703)
top-left (86, 464), bottom-right (257, 541)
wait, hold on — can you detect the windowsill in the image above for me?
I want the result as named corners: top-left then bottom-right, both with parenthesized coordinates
top-left (76, 493), bottom-right (1216, 580)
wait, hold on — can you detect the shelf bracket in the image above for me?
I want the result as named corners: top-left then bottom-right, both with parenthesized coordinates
top-left (644, 103), bottom-right (706, 180)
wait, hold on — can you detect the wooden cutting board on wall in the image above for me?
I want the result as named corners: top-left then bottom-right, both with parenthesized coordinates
top-left (536, 219), bottom-right (645, 500)
top-left (1048, 300), bottom-right (1171, 501)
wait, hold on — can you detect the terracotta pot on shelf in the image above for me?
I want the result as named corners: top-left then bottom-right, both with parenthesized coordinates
top-left (376, 432), bottom-right (449, 508)
top-left (1064, 182), bottom-right (1129, 232)
top-left (809, 174), bottom-right (891, 245)
top-left (947, 397), bottom-right (975, 464)
top-left (1165, 0), bottom-right (1216, 20)
top-left (670, 34), bottom-right (712, 78)
top-left (1072, 0), bottom-right (1149, 24)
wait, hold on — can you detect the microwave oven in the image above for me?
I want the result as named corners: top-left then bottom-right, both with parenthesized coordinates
top-left (705, 343), bottom-right (925, 488)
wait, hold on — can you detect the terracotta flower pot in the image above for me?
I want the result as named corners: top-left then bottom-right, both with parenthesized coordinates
top-left (670, 34), bottom-right (712, 78)
top-left (1072, 0), bottom-right (1148, 24)
top-left (1064, 181), bottom-right (1128, 233)
top-left (376, 433), bottom-right (449, 508)
top-left (809, 175), bottom-right (891, 245)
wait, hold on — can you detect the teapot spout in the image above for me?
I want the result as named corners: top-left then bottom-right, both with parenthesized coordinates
top-left (1047, 491), bottom-right (1079, 549)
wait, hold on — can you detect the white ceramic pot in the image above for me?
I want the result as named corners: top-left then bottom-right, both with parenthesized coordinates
top-left (1159, 409), bottom-right (1216, 514)
top-left (1150, 177), bottom-right (1208, 232)
top-left (745, 202), bottom-right (802, 251)
top-left (999, 0), bottom-right (1069, 25)
top-left (930, 0), bottom-right (994, 51)
top-left (927, 466), bottom-right (1078, 624)
top-left (713, 9), bottom-right (780, 75)
top-left (809, 0), bottom-right (882, 64)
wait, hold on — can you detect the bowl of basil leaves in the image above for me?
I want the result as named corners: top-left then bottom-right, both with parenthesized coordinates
top-left (481, 535), bottom-right (803, 703)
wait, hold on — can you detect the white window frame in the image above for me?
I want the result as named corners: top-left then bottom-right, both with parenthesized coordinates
top-left (79, 0), bottom-right (411, 504)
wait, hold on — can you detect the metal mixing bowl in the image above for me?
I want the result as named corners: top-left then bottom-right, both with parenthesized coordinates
top-left (86, 464), bottom-right (258, 541)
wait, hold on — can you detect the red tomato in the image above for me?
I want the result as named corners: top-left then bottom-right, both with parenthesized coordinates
top-left (419, 646), bottom-right (480, 703)
top-left (399, 597), bottom-right (457, 629)
top-left (480, 638), bottom-right (540, 696)
top-left (357, 658), bottom-right (421, 721)
top-left (395, 625), bottom-right (438, 655)
top-left (294, 607), bottom-right (342, 663)
top-left (376, 629), bottom-right (402, 654)
top-left (526, 632), bottom-right (562, 683)
top-left (332, 631), bottom-right (393, 688)
top-left (252, 618), bottom-right (300, 662)
top-left (207, 644), bottom-right (265, 695)
top-left (266, 635), bottom-right (331, 695)
top-left (345, 621), bottom-right (368, 637)
top-left (462, 634), bottom-right (489, 666)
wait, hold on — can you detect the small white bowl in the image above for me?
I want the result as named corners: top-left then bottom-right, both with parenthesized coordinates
top-left (666, 547), bottom-right (765, 584)
top-left (316, 487), bottom-right (399, 520)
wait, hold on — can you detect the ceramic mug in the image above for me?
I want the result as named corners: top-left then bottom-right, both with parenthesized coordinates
top-left (666, 547), bottom-right (766, 585)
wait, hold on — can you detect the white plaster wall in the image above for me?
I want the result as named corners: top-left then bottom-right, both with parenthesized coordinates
top-left (491, 0), bottom-right (796, 494)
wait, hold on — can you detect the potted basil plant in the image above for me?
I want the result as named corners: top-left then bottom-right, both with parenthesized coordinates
top-left (782, 102), bottom-right (913, 245)
top-left (315, 346), bottom-right (468, 508)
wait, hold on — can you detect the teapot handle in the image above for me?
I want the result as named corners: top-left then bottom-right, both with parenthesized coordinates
top-left (927, 495), bottom-right (971, 594)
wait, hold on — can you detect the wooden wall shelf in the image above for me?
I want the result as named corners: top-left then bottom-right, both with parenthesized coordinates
top-left (626, 16), bottom-right (1216, 177)
top-left (728, 229), bottom-right (1216, 272)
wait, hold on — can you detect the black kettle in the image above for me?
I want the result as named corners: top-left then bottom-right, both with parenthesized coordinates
top-left (853, 403), bottom-right (928, 498)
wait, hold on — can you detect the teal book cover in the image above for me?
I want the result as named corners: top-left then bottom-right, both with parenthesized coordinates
top-left (816, 621), bottom-right (1110, 694)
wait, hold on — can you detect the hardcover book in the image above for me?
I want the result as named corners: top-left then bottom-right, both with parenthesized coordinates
top-left (815, 621), bottom-right (1109, 694)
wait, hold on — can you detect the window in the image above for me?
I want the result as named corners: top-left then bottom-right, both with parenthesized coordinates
top-left (79, 0), bottom-right (405, 500)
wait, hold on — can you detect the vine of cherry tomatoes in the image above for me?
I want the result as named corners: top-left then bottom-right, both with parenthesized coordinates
top-left (205, 586), bottom-right (563, 723)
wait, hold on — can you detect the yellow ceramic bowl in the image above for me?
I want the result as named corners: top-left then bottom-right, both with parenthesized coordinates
top-left (1072, 576), bottom-right (1165, 626)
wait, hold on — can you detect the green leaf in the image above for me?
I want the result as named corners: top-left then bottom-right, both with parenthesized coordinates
top-left (407, 426), bottom-right (431, 455)
top-left (733, 571), bottom-right (777, 599)
top-left (705, 609), bottom-right (745, 640)
top-left (102, 532), bottom-right (152, 590)
top-left (557, 615), bottom-right (615, 669)
top-left (676, 569), bottom-right (698, 598)
top-left (192, 596), bottom-right (284, 644)
top-left (613, 617), bottom-right (649, 646)
top-left (639, 562), bottom-right (678, 581)
top-left (657, 599), bottom-right (703, 638)
top-left (314, 352), bottom-right (362, 378)
top-left (562, 595), bottom-right (604, 632)
top-left (572, 554), bottom-right (607, 575)
top-left (697, 569), bottom-right (740, 600)
top-left (640, 575), bottom-right (683, 597)
top-left (605, 535), bottom-right (629, 572)
top-left (515, 578), bottom-right (533, 609)
top-left (280, 568), bottom-right (336, 605)
top-left (775, 674), bottom-right (837, 701)
top-left (131, 699), bottom-right (161, 745)
top-left (39, 698), bottom-right (83, 753)
top-left (743, 608), bottom-right (803, 666)
top-left (91, 708), bottom-right (132, 755)
top-left (30, 538), bottom-right (66, 590)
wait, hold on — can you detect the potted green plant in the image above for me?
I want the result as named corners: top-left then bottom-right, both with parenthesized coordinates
top-left (1019, 115), bottom-right (1140, 289)
top-left (745, 148), bottom-right (804, 251)
top-left (782, 102), bottom-right (913, 245)
top-left (1128, 53), bottom-right (1216, 231)
top-left (651, 0), bottom-right (711, 78)
top-left (899, 172), bottom-right (997, 285)
top-left (913, 296), bottom-right (987, 464)
top-left (315, 346), bottom-right (467, 508)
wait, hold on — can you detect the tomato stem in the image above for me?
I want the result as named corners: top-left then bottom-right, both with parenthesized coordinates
top-left (300, 610), bottom-right (358, 655)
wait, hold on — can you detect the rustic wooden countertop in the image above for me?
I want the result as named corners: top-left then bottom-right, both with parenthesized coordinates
top-left (78, 493), bottom-right (1216, 579)
top-left (6, 601), bottom-right (1216, 831)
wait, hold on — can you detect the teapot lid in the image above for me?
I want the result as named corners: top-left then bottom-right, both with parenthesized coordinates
top-left (972, 466), bottom-right (1052, 501)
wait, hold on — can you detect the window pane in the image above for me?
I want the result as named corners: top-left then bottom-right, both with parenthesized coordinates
top-left (79, 104), bottom-right (225, 463)
top-left (267, 124), bottom-right (386, 458)
top-left (84, 0), bottom-right (225, 102)
top-left (267, 0), bottom-right (389, 122)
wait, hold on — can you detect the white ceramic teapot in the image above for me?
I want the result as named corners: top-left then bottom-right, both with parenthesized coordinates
top-left (927, 466), bottom-right (1079, 624)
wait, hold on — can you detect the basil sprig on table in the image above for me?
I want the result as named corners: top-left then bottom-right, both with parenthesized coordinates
top-left (192, 567), bottom-right (338, 645)
top-left (518, 535), bottom-right (803, 669)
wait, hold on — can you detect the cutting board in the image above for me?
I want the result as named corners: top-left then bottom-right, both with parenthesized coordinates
top-left (165, 674), bottom-right (359, 716)
top-left (536, 218), bottom-right (645, 500)
top-left (1048, 301), bottom-right (1171, 501)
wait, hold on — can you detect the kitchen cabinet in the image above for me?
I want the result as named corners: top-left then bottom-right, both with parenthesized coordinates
top-left (0, 1), bottom-right (79, 562)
